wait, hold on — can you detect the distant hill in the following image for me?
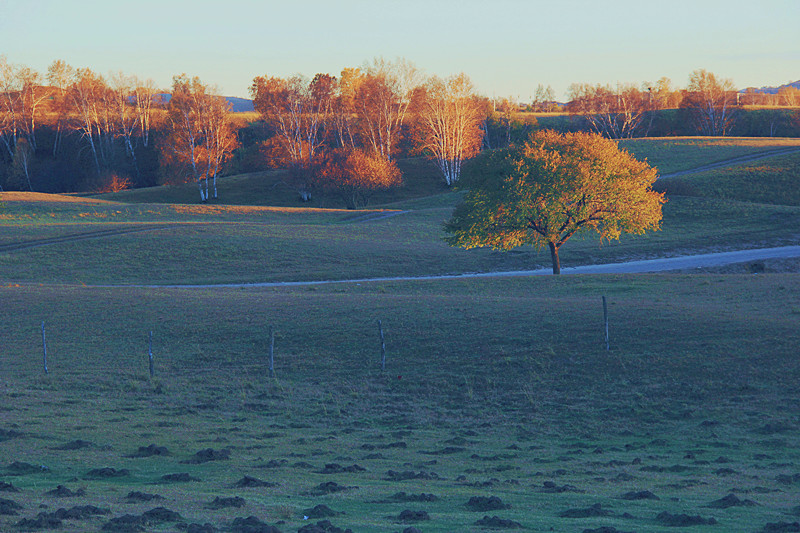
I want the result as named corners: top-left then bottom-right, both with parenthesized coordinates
top-left (742, 80), bottom-right (800, 94)
top-left (156, 93), bottom-right (254, 113)
top-left (226, 97), bottom-right (255, 113)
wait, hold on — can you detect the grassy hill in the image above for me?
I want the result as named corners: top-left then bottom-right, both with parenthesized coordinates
top-left (91, 157), bottom-right (449, 209)
top-left (1, 138), bottom-right (799, 532)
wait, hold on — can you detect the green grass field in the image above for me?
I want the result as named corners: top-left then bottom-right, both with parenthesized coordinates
top-left (655, 151), bottom-right (800, 206)
top-left (619, 137), bottom-right (800, 175)
top-left (1, 138), bottom-right (799, 532)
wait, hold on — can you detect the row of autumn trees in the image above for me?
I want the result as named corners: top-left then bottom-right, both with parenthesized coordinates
top-left (249, 58), bottom-right (485, 206)
top-left (0, 56), bottom-right (243, 197)
top-left (0, 56), bottom-right (488, 204)
top-left (1, 55), bottom-right (797, 199)
top-left (567, 69), bottom-right (800, 139)
top-left (0, 57), bottom-right (167, 193)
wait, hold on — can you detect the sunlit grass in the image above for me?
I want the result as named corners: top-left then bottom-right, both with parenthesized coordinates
top-left (91, 157), bottom-right (450, 209)
top-left (656, 151), bottom-right (800, 206)
top-left (619, 136), bottom-right (800, 174)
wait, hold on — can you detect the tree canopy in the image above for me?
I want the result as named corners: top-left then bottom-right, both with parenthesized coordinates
top-left (445, 130), bottom-right (666, 274)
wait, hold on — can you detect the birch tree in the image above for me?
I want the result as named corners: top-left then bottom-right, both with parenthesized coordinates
top-left (47, 59), bottom-right (75, 156)
top-left (412, 73), bottom-right (485, 186)
top-left (134, 78), bottom-right (159, 147)
top-left (163, 74), bottom-right (205, 199)
top-left (0, 58), bottom-right (47, 189)
top-left (352, 57), bottom-right (421, 160)
top-left (250, 74), bottom-right (333, 201)
top-left (0, 56), bottom-right (21, 160)
top-left (68, 68), bottom-right (109, 177)
top-left (681, 69), bottom-right (738, 136)
top-left (567, 83), bottom-right (649, 138)
top-left (199, 91), bottom-right (238, 200)
top-left (163, 75), bottom-right (238, 201)
top-left (109, 72), bottom-right (140, 177)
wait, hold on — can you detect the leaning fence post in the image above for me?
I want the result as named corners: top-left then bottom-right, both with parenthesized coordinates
top-left (377, 319), bottom-right (386, 372)
top-left (268, 326), bottom-right (275, 378)
top-left (148, 331), bottom-right (154, 378)
top-left (41, 321), bottom-right (49, 374)
top-left (602, 296), bottom-right (610, 351)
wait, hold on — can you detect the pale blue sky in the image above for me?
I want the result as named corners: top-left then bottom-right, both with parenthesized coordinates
top-left (1, 0), bottom-right (797, 101)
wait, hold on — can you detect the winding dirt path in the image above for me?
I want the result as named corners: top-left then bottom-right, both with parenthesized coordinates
top-left (3, 147), bottom-right (799, 285)
top-left (135, 245), bottom-right (800, 289)
top-left (658, 147), bottom-right (800, 179)
top-left (0, 225), bottom-right (171, 253)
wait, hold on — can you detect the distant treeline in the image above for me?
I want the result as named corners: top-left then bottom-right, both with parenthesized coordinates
top-left (0, 57), bottom-right (798, 196)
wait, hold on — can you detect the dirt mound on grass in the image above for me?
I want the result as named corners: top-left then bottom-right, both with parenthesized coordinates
top-left (305, 481), bottom-right (357, 495)
top-left (230, 515), bottom-right (282, 532)
top-left (655, 511), bottom-right (717, 526)
top-left (127, 444), bottom-right (171, 457)
top-left (397, 510), bottom-right (430, 522)
top-left (54, 505), bottom-right (110, 519)
top-left (0, 497), bottom-right (23, 515)
top-left (181, 448), bottom-right (230, 464)
top-left (0, 429), bottom-right (23, 442)
top-left (621, 490), bottom-right (659, 500)
top-left (297, 520), bottom-right (352, 533)
top-left (85, 467), bottom-right (129, 479)
top-left (560, 503), bottom-right (612, 518)
top-left (101, 507), bottom-right (183, 532)
top-left (390, 492), bottom-right (438, 502)
top-left (0, 482), bottom-right (19, 493)
top-left (759, 522), bottom-right (800, 532)
top-left (7, 461), bottom-right (48, 475)
top-left (465, 496), bottom-right (510, 511)
top-left (234, 475), bottom-right (277, 488)
top-left (16, 512), bottom-right (62, 529)
top-left (160, 472), bottom-right (200, 482)
top-left (384, 470), bottom-right (440, 481)
top-left (185, 523), bottom-right (217, 533)
top-left (125, 491), bottom-right (162, 502)
top-left (45, 485), bottom-right (86, 497)
top-left (206, 496), bottom-right (246, 509)
top-left (474, 515), bottom-right (523, 528)
top-left (303, 504), bottom-right (341, 518)
top-left (317, 463), bottom-right (366, 474)
top-left (706, 493), bottom-right (757, 508)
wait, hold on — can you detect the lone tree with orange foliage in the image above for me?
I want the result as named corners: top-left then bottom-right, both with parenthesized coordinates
top-left (445, 130), bottom-right (665, 274)
top-left (318, 147), bottom-right (402, 209)
top-left (412, 73), bottom-right (485, 186)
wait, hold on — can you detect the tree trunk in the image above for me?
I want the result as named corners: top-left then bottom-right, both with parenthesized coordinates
top-left (548, 242), bottom-right (561, 275)
top-left (197, 177), bottom-right (206, 202)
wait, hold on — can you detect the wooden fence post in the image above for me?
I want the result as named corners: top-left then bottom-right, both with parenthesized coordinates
top-left (602, 296), bottom-right (610, 351)
top-left (268, 325), bottom-right (275, 378)
top-left (41, 321), bottom-right (48, 374)
top-left (377, 319), bottom-right (386, 372)
top-left (148, 331), bottom-right (154, 378)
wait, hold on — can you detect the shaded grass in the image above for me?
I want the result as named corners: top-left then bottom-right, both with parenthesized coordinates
top-left (1, 275), bottom-right (799, 531)
top-left (619, 136), bottom-right (800, 174)
top-left (1, 192), bottom-right (799, 285)
top-left (2, 138), bottom-right (800, 530)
